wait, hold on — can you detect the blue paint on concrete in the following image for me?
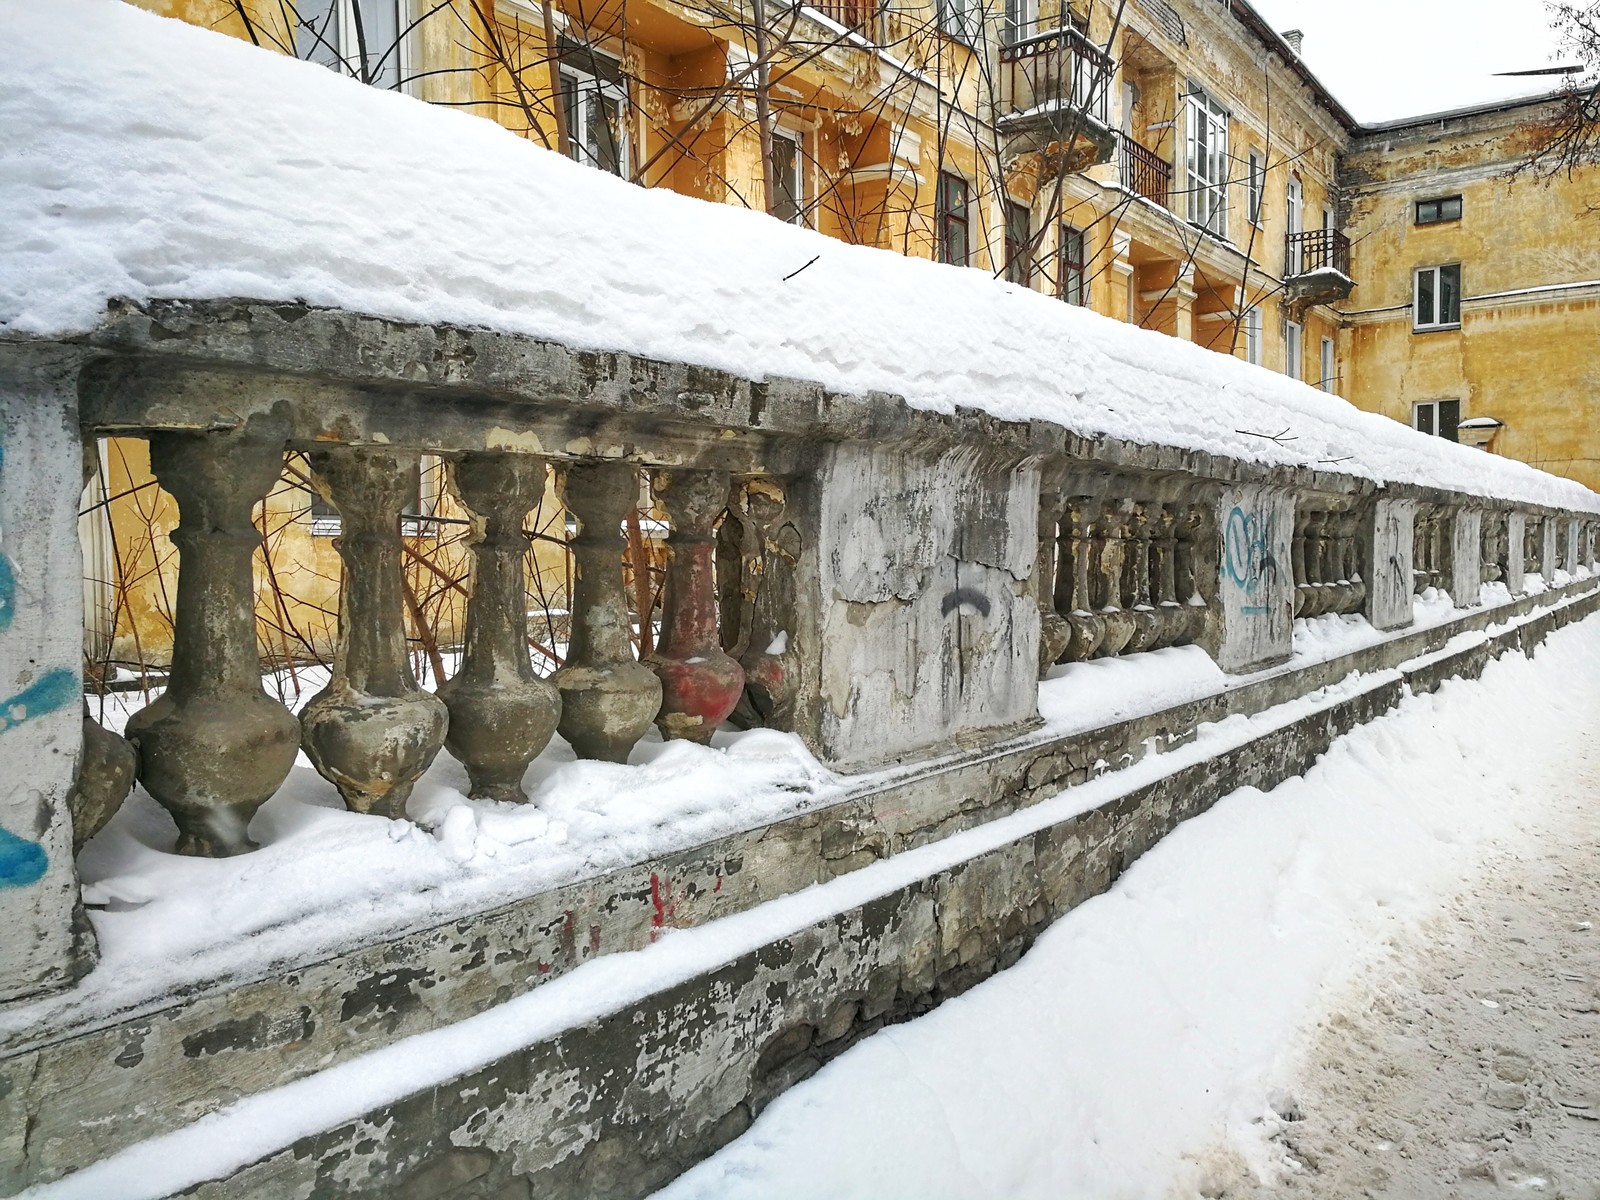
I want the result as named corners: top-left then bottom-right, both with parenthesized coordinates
top-left (0, 826), bottom-right (47, 888)
top-left (0, 668), bottom-right (79, 735)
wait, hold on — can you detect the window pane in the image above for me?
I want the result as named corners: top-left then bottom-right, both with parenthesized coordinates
top-left (560, 75), bottom-right (581, 161)
top-left (1440, 264), bottom-right (1461, 324)
top-left (1440, 399), bottom-right (1460, 443)
top-left (1416, 200), bottom-right (1436, 224)
top-left (1441, 196), bottom-right (1462, 221)
top-left (772, 136), bottom-right (801, 224)
top-left (352, 0), bottom-right (401, 88)
top-left (1415, 404), bottom-right (1435, 436)
top-left (297, 0), bottom-right (341, 69)
top-left (592, 91), bottom-right (623, 175)
top-left (1005, 202), bottom-right (1030, 284)
top-left (1416, 268), bottom-right (1435, 326)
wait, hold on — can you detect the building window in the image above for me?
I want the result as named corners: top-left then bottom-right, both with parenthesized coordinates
top-left (937, 0), bottom-right (979, 42)
top-left (1285, 174), bottom-right (1304, 273)
top-left (1001, 0), bottom-right (1037, 46)
top-left (560, 62), bottom-right (628, 176)
top-left (297, 0), bottom-right (405, 89)
top-left (1246, 150), bottom-right (1263, 225)
top-left (1285, 320), bottom-right (1302, 380)
top-left (1185, 84), bottom-right (1230, 237)
top-left (1005, 201), bottom-right (1032, 285)
top-left (771, 129), bottom-right (805, 225)
top-left (1415, 195), bottom-right (1463, 225)
top-left (1414, 264), bottom-right (1462, 330)
top-left (937, 171), bottom-right (969, 266)
top-left (1319, 336), bottom-right (1335, 393)
top-left (1060, 225), bottom-right (1088, 306)
top-left (1245, 306), bottom-right (1262, 365)
top-left (1413, 399), bottom-right (1461, 442)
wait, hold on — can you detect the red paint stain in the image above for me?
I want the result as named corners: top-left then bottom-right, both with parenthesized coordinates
top-left (535, 961), bottom-right (551, 974)
top-left (713, 874), bottom-right (723, 894)
top-left (649, 872), bottom-right (678, 942)
top-left (588, 924), bottom-right (601, 955)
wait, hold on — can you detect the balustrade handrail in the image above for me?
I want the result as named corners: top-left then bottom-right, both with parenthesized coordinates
top-left (1117, 130), bottom-right (1171, 208)
top-left (999, 20), bottom-right (1113, 124)
top-left (1284, 227), bottom-right (1351, 278)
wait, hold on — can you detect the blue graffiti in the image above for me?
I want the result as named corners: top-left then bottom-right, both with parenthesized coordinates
top-left (0, 668), bottom-right (79, 736)
top-left (0, 826), bottom-right (47, 889)
top-left (1224, 505), bottom-right (1280, 615)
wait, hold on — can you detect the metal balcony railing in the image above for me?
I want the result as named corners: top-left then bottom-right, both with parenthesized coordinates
top-left (999, 19), bottom-right (1112, 125)
top-left (1117, 131), bottom-right (1171, 208)
top-left (1284, 227), bottom-right (1351, 279)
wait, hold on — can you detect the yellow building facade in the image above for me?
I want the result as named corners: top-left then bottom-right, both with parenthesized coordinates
top-left (104, 0), bottom-right (1596, 667)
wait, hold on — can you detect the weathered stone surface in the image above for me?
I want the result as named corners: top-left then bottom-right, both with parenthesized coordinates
top-left (437, 452), bottom-right (559, 803)
top-left (552, 461), bottom-right (661, 763)
top-left (124, 419), bottom-right (301, 856)
top-left (1363, 496), bottom-right (1416, 631)
top-left (72, 712), bottom-right (137, 851)
top-left (1506, 512), bottom-right (1527, 592)
top-left (0, 345), bottom-right (95, 1001)
top-left (301, 446), bottom-right (448, 818)
top-left (1214, 484), bottom-right (1294, 670)
top-left (1450, 506), bottom-right (1483, 608)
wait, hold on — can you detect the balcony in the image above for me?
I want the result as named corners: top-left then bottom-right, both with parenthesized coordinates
top-left (1117, 131), bottom-right (1171, 209)
top-left (999, 20), bottom-right (1117, 168)
top-left (805, 0), bottom-right (880, 36)
top-left (1283, 228), bottom-right (1355, 307)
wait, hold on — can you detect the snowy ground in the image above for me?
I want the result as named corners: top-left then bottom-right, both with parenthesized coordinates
top-left (649, 613), bottom-right (1600, 1200)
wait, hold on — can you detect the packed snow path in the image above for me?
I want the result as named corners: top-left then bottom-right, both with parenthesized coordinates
top-left (1210, 751), bottom-right (1600, 1197)
top-left (652, 615), bottom-right (1600, 1200)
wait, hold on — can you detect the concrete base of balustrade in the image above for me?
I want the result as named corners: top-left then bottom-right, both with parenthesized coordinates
top-left (2, 576), bottom-right (1597, 1197)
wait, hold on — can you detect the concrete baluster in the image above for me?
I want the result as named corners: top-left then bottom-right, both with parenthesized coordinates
top-left (1303, 511), bottom-right (1332, 616)
top-left (1290, 507), bottom-right (1311, 617)
top-left (1151, 504), bottom-right (1183, 648)
top-left (74, 446), bottom-right (136, 851)
top-left (552, 462), bottom-right (662, 762)
top-left (1056, 499), bottom-right (1105, 662)
top-left (1122, 503), bottom-right (1159, 653)
top-left (1339, 509), bottom-right (1365, 613)
top-left (125, 424), bottom-right (300, 856)
top-left (648, 468), bottom-right (745, 742)
top-left (1034, 483), bottom-right (1073, 673)
top-left (721, 477), bottom-right (799, 727)
top-left (1176, 504), bottom-right (1210, 643)
top-left (1093, 506), bottom-right (1135, 658)
top-left (436, 452), bottom-right (560, 803)
top-left (300, 447), bottom-right (448, 819)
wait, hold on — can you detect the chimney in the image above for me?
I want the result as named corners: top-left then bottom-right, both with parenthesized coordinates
top-left (1282, 29), bottom-right (1304, 54)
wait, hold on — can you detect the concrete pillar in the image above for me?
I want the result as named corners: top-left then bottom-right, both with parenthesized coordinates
top-left (0, 346), bottom-right (96, 1000)
top-left (1362, 497), bottom-right (1416, 631)
top-left (437, 453), bottom-right (560, 803)
top-left (1565, 518), bottom-right (1579, 577)
top-left (1212, 484), bottom-right (1294, 672)
top-left (1541, 515), bottom-right (1558, 584)
top-left (300, 446), bottom-right (448, 819)
top-left (788, 444), bottom-right (1039, 770)
top-left (1448, 507), bottom-right (1483, 608)
top-left (553, 462), bottom-right (661, 763)
top-left (1506, 512), bottom-right (1526, 595)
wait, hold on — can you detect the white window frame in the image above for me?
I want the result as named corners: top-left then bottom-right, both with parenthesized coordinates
top-left (1002, 0), bottom-right (1038, 46)
top-left (1284, 320), bottom-right (1302, 381)
top-left (1245, 306), bottom-right (1262, 366)
top-left (560, 59), bottom-right (630, 177)
top-left (1185, 84), bottom-right (1230, 238)
top-left (298, 0), bottom-right (410, 90)
top-left (1319, 336), bottom-right (1335, 393)
top-left (771, 127), bottom-right (806, 226)
top-left (1412, 399), bottom-right (1461, 441)
top-left (1413, 264), bottom-right (1462, 331)
top-left (938, 0), bottom-right (980, 42)
top-left (1285, 174), bottom-right (1304, 274)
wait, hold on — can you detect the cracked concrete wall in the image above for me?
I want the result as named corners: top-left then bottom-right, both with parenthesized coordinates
top-left (0, 347), bottom-right (93, 1005)
top-left (1215, 485), bottom-right (1294, 672)
top-left (163, 588), bottom-right (1600, 1200)
top-left (1364, 497), bottom-right (1416, 632)
top-left (805, 443), bottom-right (1040, 769)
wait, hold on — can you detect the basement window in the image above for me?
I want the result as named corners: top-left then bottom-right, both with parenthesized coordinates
top-left (1414, 195), bottom-right (1463, 225)
top-left (1413, 399), bottom-right (1461, 442)
top-left (1414, 264), bottom-right (1462, 331)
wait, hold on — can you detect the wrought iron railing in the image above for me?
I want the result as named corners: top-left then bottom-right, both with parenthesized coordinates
top-left (805, 0), bottom-right (880, 35)
top-left (1285, 227), bottom-right (1351, 278)
top-left (999, 20), bottom-right (1112, 124)
top-left (1117, 131), bottom-right (1171, 208)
